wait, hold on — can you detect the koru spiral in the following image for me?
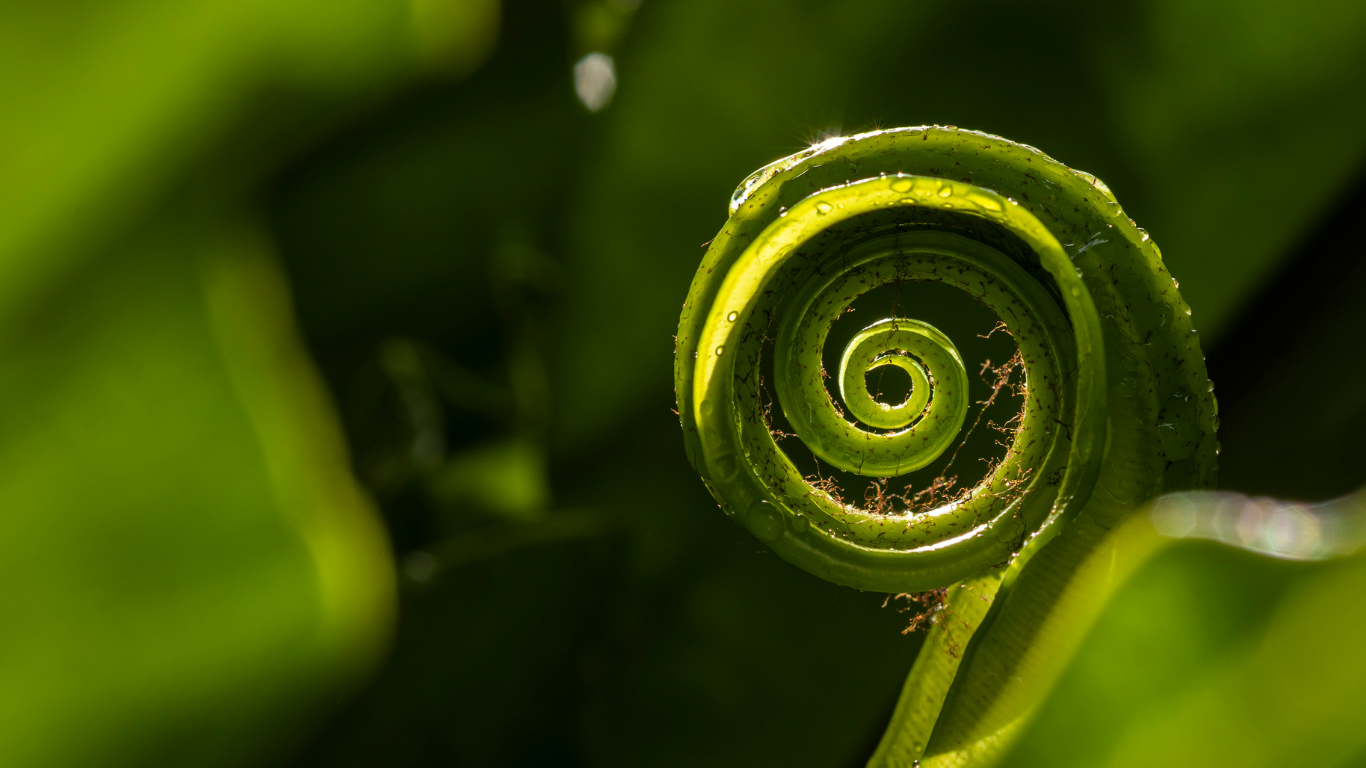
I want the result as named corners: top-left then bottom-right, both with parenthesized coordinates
top-left (675, 127), bottom-right (1217, 595)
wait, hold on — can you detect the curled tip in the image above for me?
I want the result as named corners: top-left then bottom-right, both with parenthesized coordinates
top-left (676, 128), bottom-right (1215, 594)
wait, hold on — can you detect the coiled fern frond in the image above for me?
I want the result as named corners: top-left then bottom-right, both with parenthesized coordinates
top-left (676, 126), bottom-right (1218, 766)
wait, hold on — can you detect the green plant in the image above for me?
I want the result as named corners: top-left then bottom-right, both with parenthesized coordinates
top-left (675, 126), bottom-right (1218, 766)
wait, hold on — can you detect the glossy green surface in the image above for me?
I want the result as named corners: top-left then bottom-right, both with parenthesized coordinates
top-left (675, 127), bottom-right (1218, 766)
top-left (836, 317), bottom-right (961, 437)
top-left (1000, 487), bottom-right (1366, 768)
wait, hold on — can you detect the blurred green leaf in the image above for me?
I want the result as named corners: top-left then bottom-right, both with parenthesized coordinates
top-left (1003, 490), bottom-right (1366, 768)
top-left (0, 214), bottom-right (393, 766)
top-left (0, 0), bottom-right (502, 764)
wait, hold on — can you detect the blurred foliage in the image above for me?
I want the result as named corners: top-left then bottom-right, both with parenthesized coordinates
top-left (0, 0), bottom-right (497, 765)
top-left (3, 0), bottom-right (1366, 766)
top-left (1005, 520), bottom-right (1366, 768)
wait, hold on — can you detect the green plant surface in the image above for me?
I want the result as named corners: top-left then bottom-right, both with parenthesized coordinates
top-left (0, 1), bottom-right (498, 765)
top-left (676, 126), bottom-right (1218, 767)
top-left (1002, 487), bottom-right (1366, 768)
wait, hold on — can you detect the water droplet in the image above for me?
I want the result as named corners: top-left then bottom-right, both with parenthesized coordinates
top-left (701, 399), bottom-right (716, 416)
top-left (938, 186), bottom-right (953, 198)
top-left (891, 178), bottom-right (913, 192)
top-left (746, 499), bottom-right (785, 542)
top-left (715, 345), bottom-right (725, 356)
top-left (727, 311), bottom-right (739, 322)
top-left (714, 453), bottom-right (738, 481)
top-left (966, 192), bottom-right (1002, 212)
top-left (1069, 286), bottom-right (1081, 297)
top-left (815, 201), bottom-right (833, 215)
top-left (573, 53), bottom-right (617, 112)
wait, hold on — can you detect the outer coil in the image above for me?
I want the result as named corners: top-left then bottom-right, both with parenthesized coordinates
top-left (675, 127), bottom-right (1217, 593)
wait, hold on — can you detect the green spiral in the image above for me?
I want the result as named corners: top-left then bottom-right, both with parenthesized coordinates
top-left (676, 125), bottom-right (1216, 595)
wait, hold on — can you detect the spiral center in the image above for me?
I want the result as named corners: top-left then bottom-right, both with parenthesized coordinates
top-left (867, 362), bottom-right (914, 407)
top-left (677, 134), bottom-right (1132, 592)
